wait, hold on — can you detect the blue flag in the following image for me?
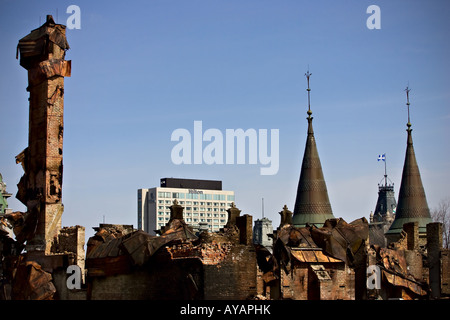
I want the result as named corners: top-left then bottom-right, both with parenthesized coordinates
top-left (378, 154), bottom-right (386, 162)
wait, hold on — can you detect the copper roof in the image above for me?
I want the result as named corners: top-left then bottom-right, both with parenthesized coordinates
top-left (387, 128), bottom-right (432, 235)
top-left (292, 115), bottom-right (335, 227)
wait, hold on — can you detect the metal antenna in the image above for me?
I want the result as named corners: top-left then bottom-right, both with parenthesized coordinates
top-left (262, 198), bottom-right (265, 218)
top-left (305, 68), bottom-right (312, 118)
top-left (405, 85), bottom-right (411, 129)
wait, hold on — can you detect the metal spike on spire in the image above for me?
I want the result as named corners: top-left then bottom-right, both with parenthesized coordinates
top-left (405, 85), bottom-right (412, 130)
top-left (305, 68), bottom-right (312, 118)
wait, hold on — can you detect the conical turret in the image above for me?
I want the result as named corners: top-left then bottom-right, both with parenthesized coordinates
top-left (386, 87), bottom-right (432, 242)
top-left (292, 71), bottom-right (335, 227)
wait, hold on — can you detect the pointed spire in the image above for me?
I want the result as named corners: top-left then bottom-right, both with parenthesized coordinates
top-left (292, 70), bottom-right (335, 227)
top-left (386, 87), bottom-right (432, 240)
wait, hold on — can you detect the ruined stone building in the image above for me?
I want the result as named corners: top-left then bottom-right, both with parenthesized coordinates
top-left (83, 201), bottom-right (257, 300)
top-left (365, 89), bottom-right (448, 300)
top-left (256, 212), bottom-right (368, 300)
top-left (0, 15), bottom-right (85, 300)
top-left (15, 14), bottom-right (71, 254)
top-left (1, 17), bottom-right (448, 301)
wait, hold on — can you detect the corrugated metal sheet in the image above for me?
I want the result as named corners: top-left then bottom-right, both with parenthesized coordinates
top-left (291, 249), bottom-right (342, 263)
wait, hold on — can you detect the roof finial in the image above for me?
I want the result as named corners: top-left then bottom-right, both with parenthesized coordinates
top-left (305, 68), bottom-right (312, 118)
top-left (405, 85), bottom-right (412, 130)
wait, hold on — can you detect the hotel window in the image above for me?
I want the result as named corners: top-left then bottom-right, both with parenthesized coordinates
top-left (172, 192), bottom-right (185, 199)
top-left (227, 195), bottom-right (235, 201)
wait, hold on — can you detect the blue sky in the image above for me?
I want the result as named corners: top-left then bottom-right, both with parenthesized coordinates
top-left (1, 0), bottom-right (449, 239)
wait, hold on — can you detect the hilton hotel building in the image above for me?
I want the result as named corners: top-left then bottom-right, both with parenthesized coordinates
top-left (138, 178), bottom-right (235, 235)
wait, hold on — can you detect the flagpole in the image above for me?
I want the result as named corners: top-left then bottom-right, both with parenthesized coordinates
top-left (384, 154), bottom-right (387, 187)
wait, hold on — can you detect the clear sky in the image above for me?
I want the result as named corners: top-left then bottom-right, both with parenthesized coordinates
top-left (1, 0), bottom-right (449, 239)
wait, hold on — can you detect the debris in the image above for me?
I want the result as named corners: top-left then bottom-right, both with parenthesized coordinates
top-left (11, 260), bottom-right (56, 300)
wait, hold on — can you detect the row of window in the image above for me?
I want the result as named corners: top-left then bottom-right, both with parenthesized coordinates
top-left (157, 217), bottom-right (226, 224)
top-left (158, 212), bottom-right (226, 218)
top-left (157, 223), bottom-right (221, 230)
top-left (158, 206), bottom-right (226, 212)
top-left (158, 200), bottom-right (229, 207)
top-left (158, 192), bottom-right (234, 201)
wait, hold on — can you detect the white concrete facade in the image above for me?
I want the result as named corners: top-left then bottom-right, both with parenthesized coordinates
top-left (138, 187), bottom-right (235, 235)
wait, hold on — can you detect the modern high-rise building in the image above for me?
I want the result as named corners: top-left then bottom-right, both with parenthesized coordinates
top-left (138, 178), bottom-right (235, 235)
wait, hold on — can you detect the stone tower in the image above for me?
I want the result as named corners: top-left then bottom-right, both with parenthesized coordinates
top-left (372, 155), bottom-right (397, 224)
top-left (385, 87), bottom-right (432, 244)
top-left (16, 15), bottom-right (71, 253)
top-left (292, 71), bottom-right (335, 228)
top-left (368, 157), bottom-right (397, 247)
top-left (253, 217), bottom-right (273, 249)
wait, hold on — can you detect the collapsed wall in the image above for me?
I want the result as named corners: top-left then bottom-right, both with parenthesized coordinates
top-left (84, 201), bottom-right (257, 300)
